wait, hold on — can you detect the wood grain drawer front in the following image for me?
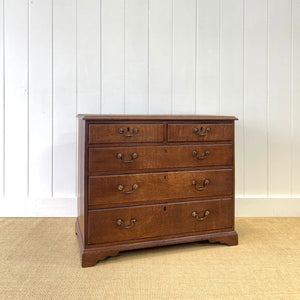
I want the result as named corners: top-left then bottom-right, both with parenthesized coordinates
top-left (88, 199), bottom-right (233, 245)
top-left (168, 124), bottom-right (233, 142)
top-left (89, 123), bottom-right (164, 144)
top-left (89, 144), bottom-right (233, 173)
top-left (88, 169), bottom-right (232, 207)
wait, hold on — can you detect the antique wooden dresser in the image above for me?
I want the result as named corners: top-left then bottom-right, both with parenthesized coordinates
top-left (76, 115), bottom-right (238, 267)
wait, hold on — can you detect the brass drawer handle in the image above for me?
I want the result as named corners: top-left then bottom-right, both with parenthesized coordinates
top-left (118, 183), bottom-right (138, 194)
top-left (193, 127), bottom-right (211, 136)
top-left (192, 179), bottom-right (210, 191)
top-left (119, 127), bottom-right (139, 137)
top-left (192, 150), bottom-right (210, 160)
top-left (191, 210), bottom-right (210, 221)
top-left (117, 218), bottom-right (136, 229)
top-left (117, 152), bottom-right (138, 163)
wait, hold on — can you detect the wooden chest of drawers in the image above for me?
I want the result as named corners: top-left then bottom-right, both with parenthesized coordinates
top-left (76, 115), bottom-right (238, 267)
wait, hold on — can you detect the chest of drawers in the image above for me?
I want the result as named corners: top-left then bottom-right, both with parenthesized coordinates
top-left (76, 115), bottom-right (238, 267)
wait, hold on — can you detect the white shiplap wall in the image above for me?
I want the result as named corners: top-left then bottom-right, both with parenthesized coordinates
top-left (0, 0), bottom-right (300, 217)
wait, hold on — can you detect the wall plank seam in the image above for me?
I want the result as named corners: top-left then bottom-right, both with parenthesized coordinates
top-left (266, 0), bottom-right (270, 198)
top-left (99, 0), bottom-right (102, 114)
top-left (242, 0), bottom-right (245, 198)
top-left (194, 0), bottom-right (197, 114)
top-left (2, 0), bottom-right (5, 197)
top-left (27, 0), bottom-right (29, 197)
top-left (124, 0), bottom-right (126, 114)
top-left (290, 0), bottom-right (294, 196)
top-left (171, 0), bottom-right (174, 114)
top-left (218, 0), bottom-right (222, 115)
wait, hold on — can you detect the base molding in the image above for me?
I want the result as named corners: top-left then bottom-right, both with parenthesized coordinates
top-left (236, 196), bottom-right (300, 217)
top-left (75, 219), bottom-right (238, 267)
top-left (1, 196), bottom-right (299, 217)
top-left (0, 197), bottom-right (77, 217)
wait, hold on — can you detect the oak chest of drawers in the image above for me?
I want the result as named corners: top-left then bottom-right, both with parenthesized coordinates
top-left (76, 115), bottom-right (238, 267)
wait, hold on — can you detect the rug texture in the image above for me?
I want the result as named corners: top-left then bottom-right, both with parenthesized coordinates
top-left (0, 217), bottom-right (299, 299)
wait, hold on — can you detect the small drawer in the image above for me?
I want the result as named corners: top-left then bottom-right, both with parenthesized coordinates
top-left (89, 123), bottom-right (164, 144)
top-left (88, 144), bottom-right (233, 173)
top-left (168, 124), bottom-right (233, 142)
top-left (88, 169), bottom-right (233, 207)
top-left (88, 199), bottom-right (233, 245)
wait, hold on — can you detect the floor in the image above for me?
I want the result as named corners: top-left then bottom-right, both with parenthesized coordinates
top-left (0, 217), bottom-right (299, 299)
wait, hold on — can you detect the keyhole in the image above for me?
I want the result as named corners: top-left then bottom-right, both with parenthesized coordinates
top-left (164, 176), bottom-right (167, 180)
top-left (127, 127), bottom-right (130, 132)
top-left (163, 206), bottom-right (166, 211)
top-left (200, 127), bottom-right (203, 131)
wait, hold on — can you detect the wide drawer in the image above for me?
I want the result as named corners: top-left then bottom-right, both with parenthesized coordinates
top-left (88, 199), bottom-right (233, 245)
top-left (89, 144), bottom-right (233, 173)
top-left (88, 169), bottom-right (232, 207)
top-left (168, 124), bottom-right (233, 142)
top-left (89, 123), bottom-right (164, 144)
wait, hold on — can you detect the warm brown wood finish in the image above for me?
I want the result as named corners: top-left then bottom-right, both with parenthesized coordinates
top-left (89, 144), bottom-right (233, 173)
top-left (78, 114), bottom-right (238, 121)
top-left (88, 199), bottom-right (233, 245)
top-left (168, 124), bottom-right (233, 142)
top-left (76, 115), bottom-right (238, 267)
top-left (89, 123), bottom-right (164, 144)
top-left (88, 170), bottom-right (233, 207)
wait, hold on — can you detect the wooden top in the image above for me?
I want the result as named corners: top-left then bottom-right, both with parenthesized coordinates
top-left (77, 114), bottom-right (238, 121)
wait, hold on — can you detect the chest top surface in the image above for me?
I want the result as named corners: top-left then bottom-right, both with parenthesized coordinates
top-left (77, 114), bottom-right (238, 121)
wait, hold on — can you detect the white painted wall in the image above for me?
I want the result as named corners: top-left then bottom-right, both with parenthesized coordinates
top-left (0, 0), bottom-right (300, 217)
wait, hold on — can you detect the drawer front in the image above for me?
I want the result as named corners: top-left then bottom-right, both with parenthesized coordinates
top-left (89, 123), bottom-right (164, 144)
top-left (168, 124), bottom-right (233, 142)
top-left (89, 144), bottom-right (233, 173)
top-left (88, 169), bottom-right (233, 207)
top-left (88, 199), bottom-right (233, 245)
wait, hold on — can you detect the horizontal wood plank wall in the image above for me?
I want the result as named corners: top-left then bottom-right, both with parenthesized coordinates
top-left (0, 0), bottom-right (300, 216)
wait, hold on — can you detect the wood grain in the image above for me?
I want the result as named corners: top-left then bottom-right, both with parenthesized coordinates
top-left (88, 199), bottom-right (233, 245)
top-left (168, 124), bottom-right (233, 142)
top-left (89, 144), bottom-right (233, 173)
top-left (88, 169), bottom-right (233, 207)
top-left (77, 115), bottom-right (237, 266)
top-left (89, 123), bottom-right (164, 144)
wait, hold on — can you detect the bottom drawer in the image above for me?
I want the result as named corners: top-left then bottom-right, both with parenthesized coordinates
top-left (88, 199), bottom-right (233, 245)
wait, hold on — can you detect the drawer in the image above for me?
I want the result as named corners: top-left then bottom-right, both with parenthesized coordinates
top-left (89, 144), bottom-right (233, 173)
top-left (168, 124), bottom-right (233, 142)
top-left (89, 123), bottom-right (164, 144)
top-left (88, 199), bottom-right (233, 245)
top-left (88, 169), bottom-right (232, 207)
